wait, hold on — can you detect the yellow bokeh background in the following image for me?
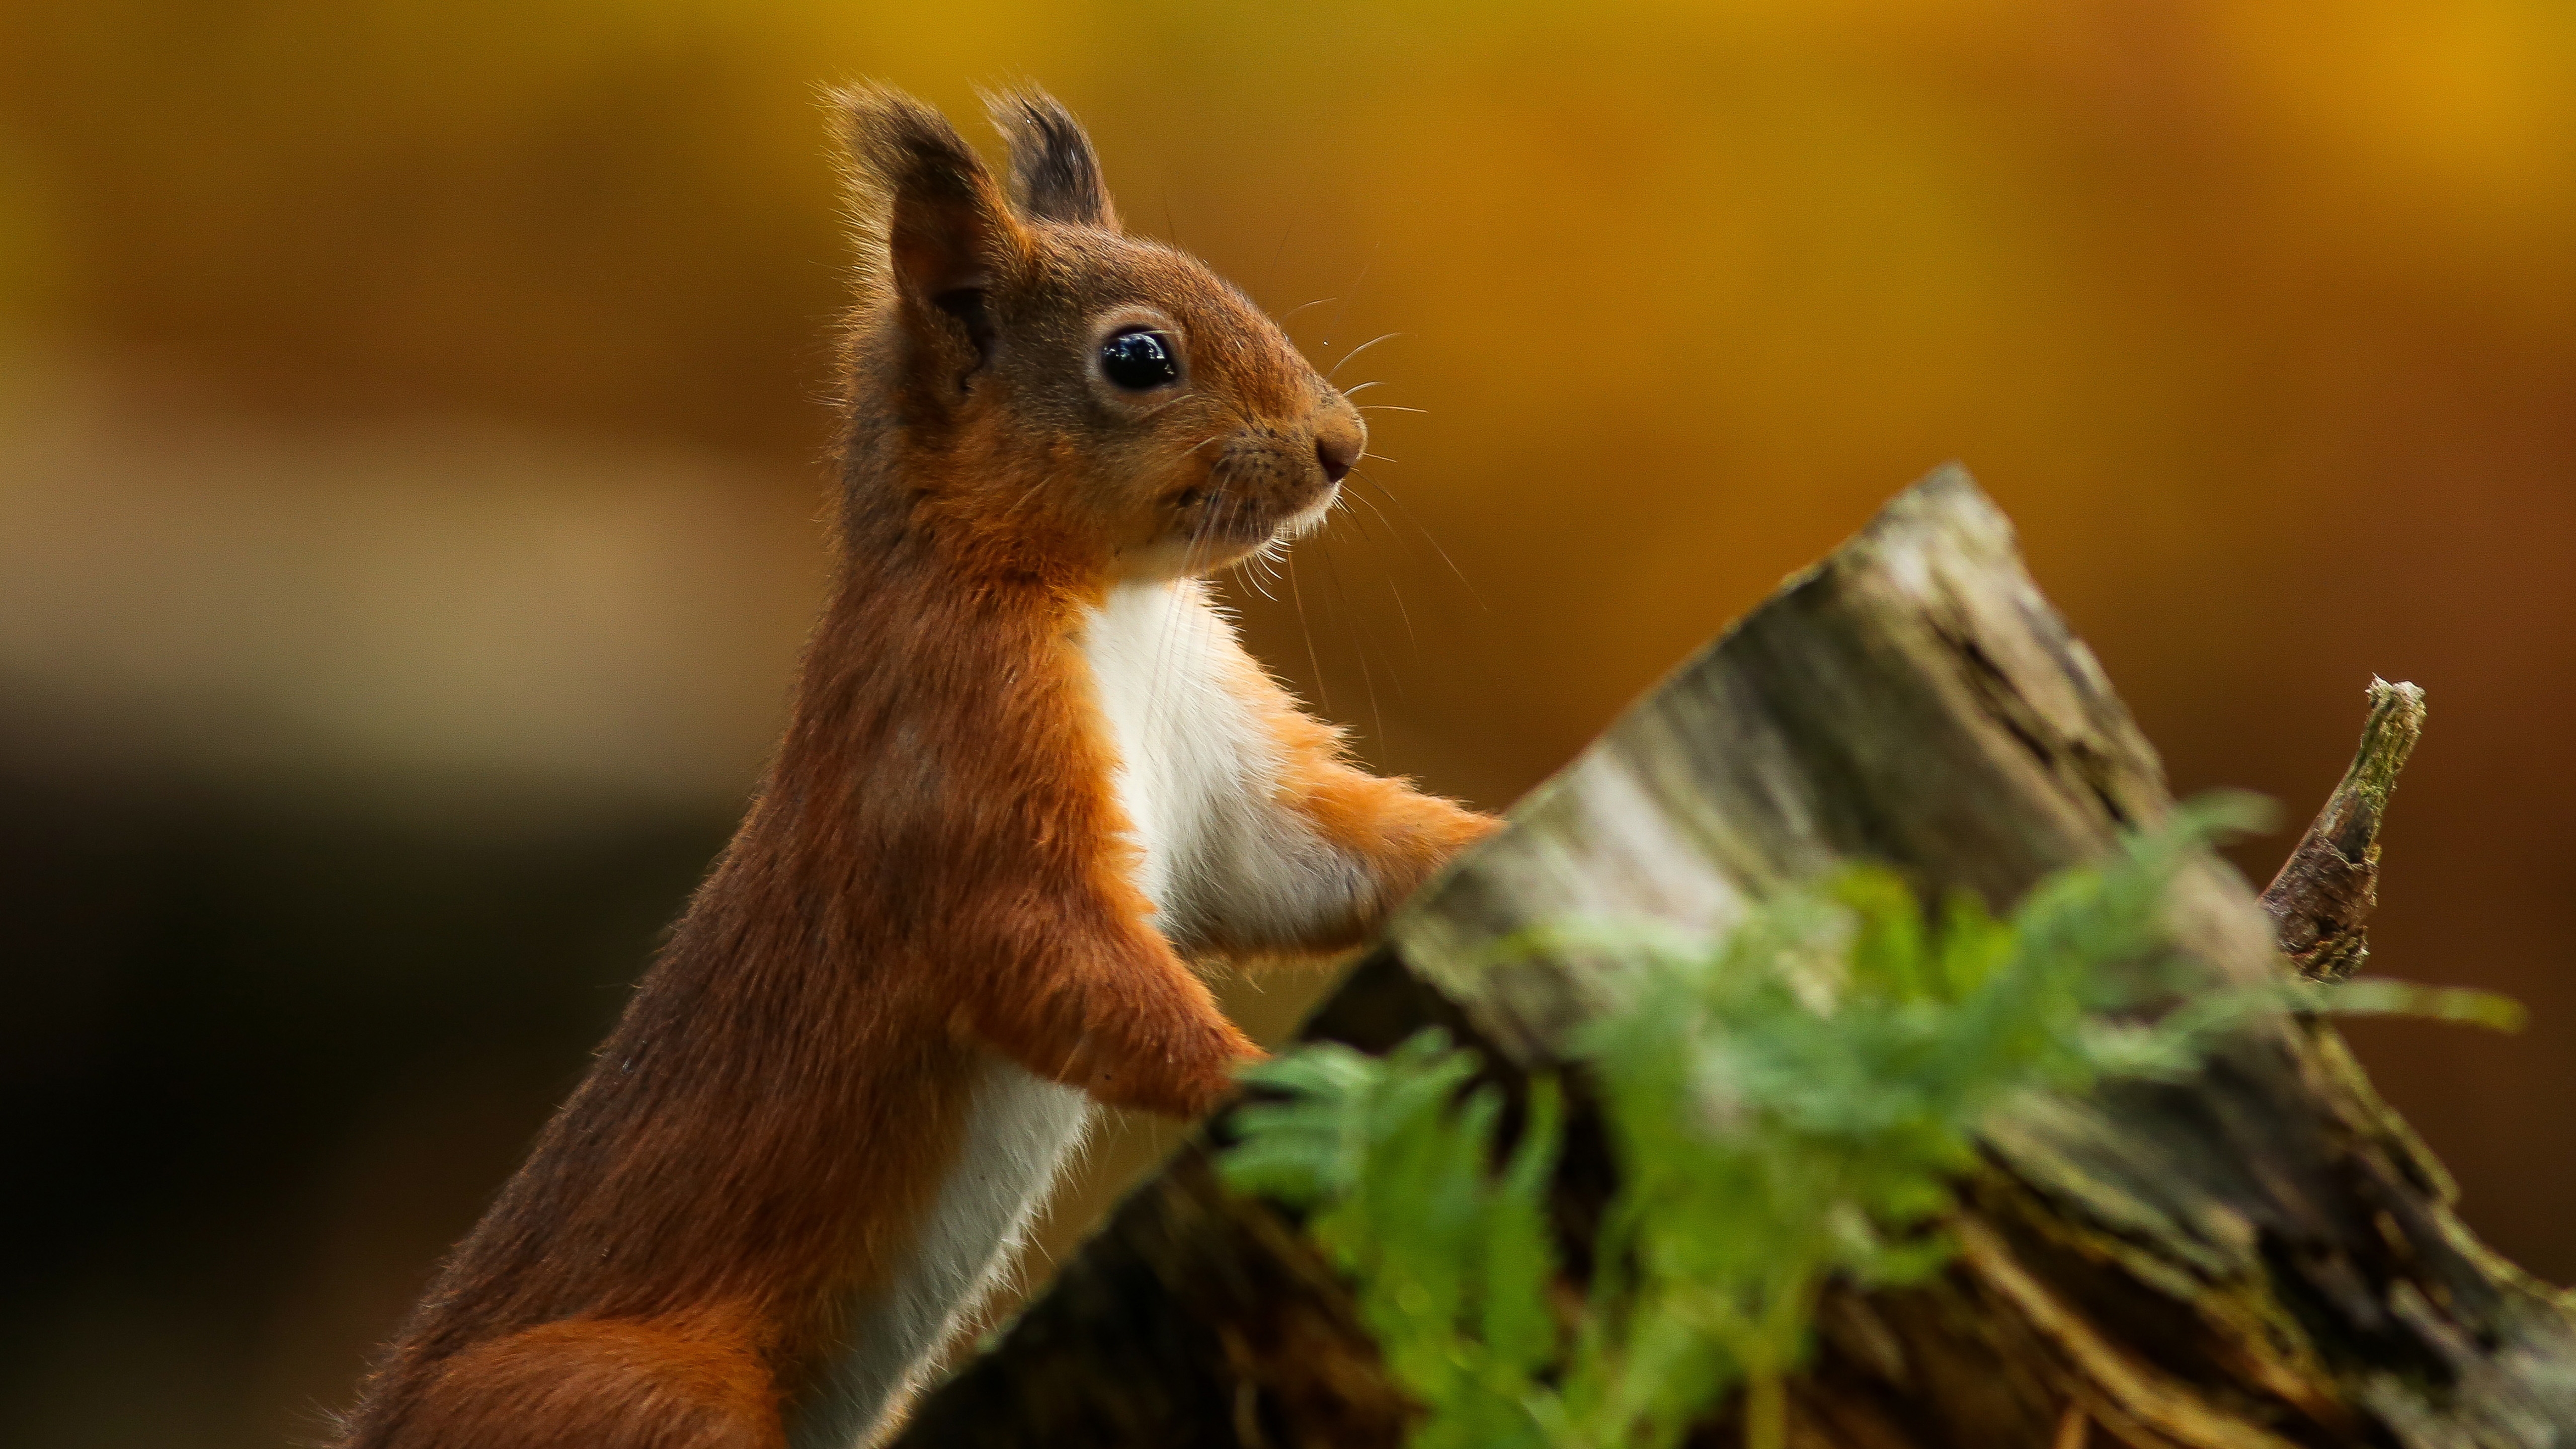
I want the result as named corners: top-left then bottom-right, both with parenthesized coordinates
top-left (2, 5), bottom-right (2570, 1445)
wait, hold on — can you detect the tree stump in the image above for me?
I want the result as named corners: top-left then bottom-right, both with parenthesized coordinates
top-left (892, 466), bottom-right (2576, 1448)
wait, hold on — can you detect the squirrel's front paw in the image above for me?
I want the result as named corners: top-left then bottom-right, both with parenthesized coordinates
top-left (1076, 1019), bottom-right (1261, 1119)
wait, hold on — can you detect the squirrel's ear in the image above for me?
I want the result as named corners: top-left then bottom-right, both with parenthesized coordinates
top-left (986, 89), bottom-right (1120, 232)
top-left (834, 86), bottom-right (1028, 331)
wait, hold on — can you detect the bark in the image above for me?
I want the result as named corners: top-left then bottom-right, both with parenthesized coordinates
top-left (892, 466), bottom-right (2575, 1449)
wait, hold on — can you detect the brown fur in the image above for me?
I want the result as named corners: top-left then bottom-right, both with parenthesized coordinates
top-left (333, 87), bottom-right (1497, 1449)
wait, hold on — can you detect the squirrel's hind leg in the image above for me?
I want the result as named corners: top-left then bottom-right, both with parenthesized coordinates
top-left (378, 1317), bottom-right (785, 1449)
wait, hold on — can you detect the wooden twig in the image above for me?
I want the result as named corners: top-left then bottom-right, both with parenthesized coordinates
top-left (2261, 679), bottom-right (2426, 981)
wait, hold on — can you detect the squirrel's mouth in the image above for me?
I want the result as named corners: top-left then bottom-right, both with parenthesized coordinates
top-left (1135, 487), bottom-right (1333, 579)
top-left (1175, 469), bottom-right (1336, 551)
top-left (1273, 480), bottom-right (1341, 540)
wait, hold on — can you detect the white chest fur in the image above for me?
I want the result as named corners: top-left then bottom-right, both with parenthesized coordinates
top-left (1075, 578), bottom-right (1363, 948)
top-left (1075, 578), bottom-right (1273, 928)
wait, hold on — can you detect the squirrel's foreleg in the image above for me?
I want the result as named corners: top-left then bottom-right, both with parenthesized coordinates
top-left (954, 875), bottom-right (1260, 1119)
top-left (1181, 669), bottom-right (1502, 960)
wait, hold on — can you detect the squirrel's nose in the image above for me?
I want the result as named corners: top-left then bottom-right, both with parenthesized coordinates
top-left (1314, 414), bottom-right (1362, 485)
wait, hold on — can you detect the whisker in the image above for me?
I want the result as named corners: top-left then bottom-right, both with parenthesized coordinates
top-left (1276, 296), bottom-right (1336, 328)
top-left (1336, 491), bottom-right (1423, 656)
top-left (1327, 494), bottom-right (1385, 550)
top-left (1356, 405), bottom-right (1428, 415)
top-left (1129, 392), bottom-right (1203, 424)
top-left (1231, 538), bottom-right (1284, 602)
top-left (1152, 430), bottom-right (1230, 467)
top-left (1339, 492), bottom-right (1401, 567)
top-left (1284, 549), bottom-right (1331, 717)
top-left (1339, 380), bottom-right (1389, 398)
top-left (1385, 566), bottom-right (1418, 653)
top-left (1351, 465), bottom-right (1485, 612)
top-left (1327, 331), bottom-right (1403, 383)
top-left (1338, 489), bottom-right (1393, 543)
top-left (1267, 223), bottom-right (1297, 292)
top-left (1319, 245), bottom-right (1379, 352)
top-left (1360, 451), bottom-right (1401, 465)
top-left (1330, 502), bottom-right (1416, 663)
top-left (1314, 535), bottom-right (1388, 745)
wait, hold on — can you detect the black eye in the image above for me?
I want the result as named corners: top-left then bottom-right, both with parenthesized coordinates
top-left (1098, 328), bottom-right (1181, 391)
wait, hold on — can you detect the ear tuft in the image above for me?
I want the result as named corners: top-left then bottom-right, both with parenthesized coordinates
top-left (830, 84), bottom-right (1027, 311)
top-left (984, 88), bottom-right (1120, 232)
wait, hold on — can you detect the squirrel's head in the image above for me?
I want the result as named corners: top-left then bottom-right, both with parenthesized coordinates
top-left (834, 87), bottom-right (1363, 583)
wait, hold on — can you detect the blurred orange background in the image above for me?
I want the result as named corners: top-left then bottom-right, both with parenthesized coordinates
top-left (2, 4), bottom-right (2570, 1446)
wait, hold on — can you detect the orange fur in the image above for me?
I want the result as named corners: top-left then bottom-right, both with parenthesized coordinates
top-left (1210, 653), bottom-right (1503, 956)
top-left (334, 87), bottom-right (1495, 1449)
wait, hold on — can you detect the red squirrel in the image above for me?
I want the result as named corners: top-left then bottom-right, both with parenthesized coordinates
top-left (334, 87), bottom-right (1498, 1449)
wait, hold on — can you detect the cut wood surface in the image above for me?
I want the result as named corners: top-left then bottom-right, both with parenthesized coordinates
top-left (893, 466), bottom-right (2574, 1448)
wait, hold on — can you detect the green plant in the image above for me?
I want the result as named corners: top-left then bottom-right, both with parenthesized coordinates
top-left (1218, 798), bottom-right (2517, 1449)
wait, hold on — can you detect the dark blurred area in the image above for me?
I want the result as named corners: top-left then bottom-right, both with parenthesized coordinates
top-left (1, 4), bottom-right (2569, 1445)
